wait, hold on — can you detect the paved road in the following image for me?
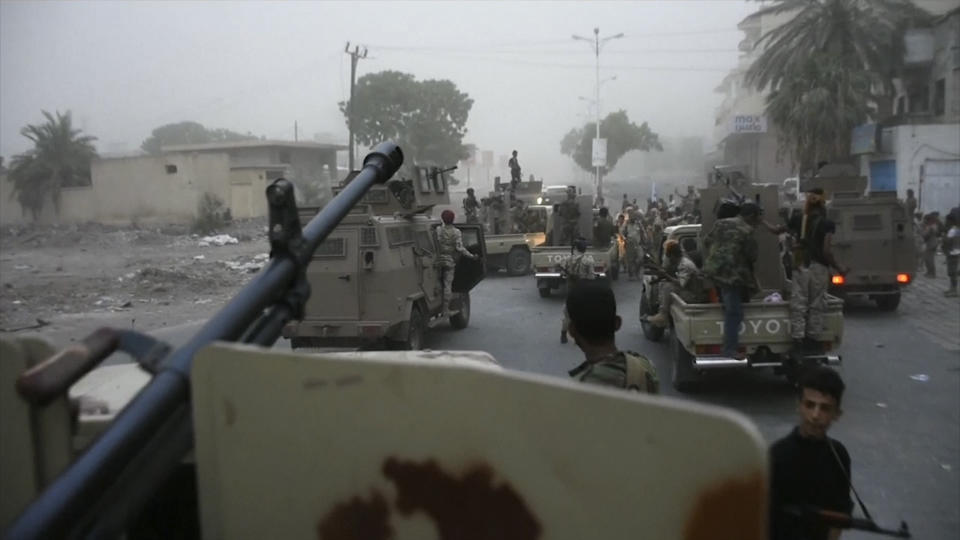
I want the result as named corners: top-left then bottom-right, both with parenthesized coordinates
top-left (143, 266), bottom-right (959, 539)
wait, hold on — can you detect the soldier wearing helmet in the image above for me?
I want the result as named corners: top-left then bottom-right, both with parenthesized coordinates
top-left (436, 210), bottom-right (478, 317)
top-left (702, 200), bottom-right (764, 359)
top-left (558, 236), bottom-right (596, 344)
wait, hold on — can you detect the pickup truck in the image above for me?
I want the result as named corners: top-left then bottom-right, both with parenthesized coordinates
top-left (532, 246), bottom-right (611, 297)
top-left (668, 293), bottom-right (843, 392)
top-left (485, 231), bottom-right (546, 276)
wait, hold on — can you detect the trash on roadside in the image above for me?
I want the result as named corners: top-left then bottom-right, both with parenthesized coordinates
top-left (942, 464), bottom-right (953, 471)
top-left (198, 234), bottom-right (238, 247)
top-left (909, 374), bottom-right (930, 382)
top-left (194, 299), bottom-right (213, 305)
top-left (876, 402), bottom-right (887, 408)
top-left (193, 255), bottom-right (206, 260)
top-left (14, 265), bottom-right (30, 270)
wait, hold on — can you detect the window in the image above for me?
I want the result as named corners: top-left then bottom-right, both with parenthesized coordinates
top-left (165, 164), bottom-right (178, 174)
top-left (360, 227), bottom-right (378, 247)
top-left (278, 150), bottom-right (291, 164)
top-left (933, 78), bottom-right (945, 116)
top-left (432, 171), bottom-right (446, 193)
top-left (415, 230), bottom-right (434, 254)
top-left (386, 226), bottom-right (414, 246)
top-left (908, 84), bottom-right (929, 113)
top-left (314, 237), bottom-right (346, 258)
top-left (852, 214), bottom-right (883, 231)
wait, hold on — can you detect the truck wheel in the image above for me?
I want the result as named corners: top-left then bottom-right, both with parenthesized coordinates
top-left (875, 292), bottom-right (900, 311)
top-left (537, 279), bottom-right (551, 298)
top-left (670, 332), bottom-right (702, 393)
top-left (506, 247), bottom-right (531, 276)
top-left (450, 293), bottom-right (471, 329)
top-left (640, 295), bottom-right (665, 342)
top-left (402, 306), bottom-right (425, 350)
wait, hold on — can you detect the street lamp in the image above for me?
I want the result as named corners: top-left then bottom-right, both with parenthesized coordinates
top-left (573, 28), bottom-right (623, 203)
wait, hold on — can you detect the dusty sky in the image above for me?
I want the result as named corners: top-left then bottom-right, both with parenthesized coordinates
top-left (1, 0), bottom-right (756, 183)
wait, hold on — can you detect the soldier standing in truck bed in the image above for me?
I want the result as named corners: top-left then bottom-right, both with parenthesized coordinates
top-left (558, 188), bottom-right (581, 245)
top-left (559, 237), bottom-right (595, 343)
top-left (463, 188), bottom-right (480, 224)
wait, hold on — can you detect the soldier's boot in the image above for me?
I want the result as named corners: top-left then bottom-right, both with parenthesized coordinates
top-left (560, 330), bottom-right (568, 344)
top-left (646, 312), bottom-right (669, 328)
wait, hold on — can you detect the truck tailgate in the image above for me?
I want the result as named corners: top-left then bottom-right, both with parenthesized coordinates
top-left (671, 295), bottom-right (843, 354)
top-left (532, 248), bottom-right (610, 276)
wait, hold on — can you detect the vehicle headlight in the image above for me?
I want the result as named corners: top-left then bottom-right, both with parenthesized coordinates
top-left (537, 197), bottom-right (543, 204)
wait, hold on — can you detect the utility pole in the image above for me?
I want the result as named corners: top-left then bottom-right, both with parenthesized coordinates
top-left (294, 120), bottom-right (298, 142)
top-left (345, 42), bottom-right (368, 171)
top-left (573, 28), bottom-right (623, 204)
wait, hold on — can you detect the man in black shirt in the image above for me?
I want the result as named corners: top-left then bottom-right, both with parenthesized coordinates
top-left (789, 188), bottom-right (849, 357)
top-left (771, 367), bottom-right (853, 540)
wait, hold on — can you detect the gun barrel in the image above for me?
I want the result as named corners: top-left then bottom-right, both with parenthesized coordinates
top-left (6, 142), bottom-right (404, 540)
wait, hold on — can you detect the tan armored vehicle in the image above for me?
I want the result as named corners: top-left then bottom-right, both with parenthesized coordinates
top-left (665, 184), bottom-right (843, 392)
top-left (281, 166), bottom-right (486, 350)
top-left (800, 174), bottom-right (915, 311)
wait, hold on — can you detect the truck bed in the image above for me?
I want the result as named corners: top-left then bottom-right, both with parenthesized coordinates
top-left (670, 293), bottom-right (844, 357)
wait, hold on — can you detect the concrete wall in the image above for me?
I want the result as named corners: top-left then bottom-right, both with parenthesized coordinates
top-left (1, 173), bottom-right (102, 226)
top-left (228, 169), bottom-right (269, 219)
top-left (90, 153), bottom-right (231, 224)
top-left (226, 146), bottom-right (338, 203)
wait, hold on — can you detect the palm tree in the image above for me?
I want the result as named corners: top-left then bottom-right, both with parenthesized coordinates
top-left (766, 53), bottom-right (875, 173)
top-left (746, 0), bottom-right (930, 108)
top-left (8, 111), bottom-right (97, 220)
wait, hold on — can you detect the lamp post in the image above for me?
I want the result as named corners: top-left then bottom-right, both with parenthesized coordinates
top-left (573, 28), bottom-right (623, 203)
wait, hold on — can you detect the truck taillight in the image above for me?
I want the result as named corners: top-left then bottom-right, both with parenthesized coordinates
top-left (896, 273), bottom-right (910, 284)
top-left (831, 275), bottom-right (845, 285)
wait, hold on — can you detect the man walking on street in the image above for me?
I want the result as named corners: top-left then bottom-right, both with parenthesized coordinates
top-left (944, 210), bottom-right (959, 297)
top-left (436, 210), bottom-right (478, 317)
top-left (789, 188), bottom-right (848, 357)
top-left (770, 367), bottom-right (853, 540)
top-left (703, 201), bottom-right (763, 359)
top-left (566, 280), bottom-right (659, 393)
top-left (922, 213), bottom-right (941, 277)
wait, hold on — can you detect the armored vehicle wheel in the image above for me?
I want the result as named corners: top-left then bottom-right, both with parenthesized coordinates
top-left (401, 306), bottom-right (425, 350)
top-left (874, 292), bottom-right (900, 311)
top-left (640, 295), bottom-right (665, 342)
top-left (450, 293), bottom-right (471, 329)
top-left (670, 332), bottom-right (702, 393)
top-left (506, 247), bottom-right (531, 276)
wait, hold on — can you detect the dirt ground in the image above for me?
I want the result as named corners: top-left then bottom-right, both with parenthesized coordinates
top-left (0, 219), bottom-right (270, 348)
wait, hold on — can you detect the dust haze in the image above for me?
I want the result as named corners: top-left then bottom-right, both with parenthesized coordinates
top-left (1, 0), bottom-right (754, 192)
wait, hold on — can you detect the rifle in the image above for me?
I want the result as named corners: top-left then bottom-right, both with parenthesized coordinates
top-left (6, 142), bottom-right (404, 539)
top-left (783, 505), bottom-right (911, 538)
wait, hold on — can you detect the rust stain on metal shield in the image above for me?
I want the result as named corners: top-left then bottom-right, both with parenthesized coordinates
top-left (317, 491), bottom-right (392, 540)
top-left (684, 471), bottom-right (766, 540)
top-left (318, 458), bottom-right (541, 540)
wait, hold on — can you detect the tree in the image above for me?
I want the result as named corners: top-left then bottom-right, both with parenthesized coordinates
top-left (8, 110), bottom-right (97, 220)
top-left (141, 121), bottom-right (257, 155)
top-left (766, 54), bottom-right (874, 174)
top-left (560, 110), bottom-right (663, 175)
top-left (745, 0), bottom-right (930, 119)
top-left (339, 71), bottom-right (474, 174)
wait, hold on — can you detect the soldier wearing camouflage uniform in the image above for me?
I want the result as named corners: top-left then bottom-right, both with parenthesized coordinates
top-left (462, 188), bottom-right (480, 224)
top-left (436, 210), bottom-right (478, 316)
top-left (702, 201), bottom-right (762, 359)
top-left (558, 189), bottom-right (581, 245)
top-left (566, 280), bottom-right (659, 393)
top-left (645, 240), bottom-right (708, 328)
top-left (788, 188), bottom-right (848, 356)
top-left (559, 237), bottom-right (595, 344)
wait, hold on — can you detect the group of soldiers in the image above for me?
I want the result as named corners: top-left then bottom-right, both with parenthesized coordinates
top-left (462, 187), bottom-right (544, 235)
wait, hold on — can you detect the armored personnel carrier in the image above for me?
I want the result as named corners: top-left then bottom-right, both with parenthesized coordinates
top-left (281, 165), bottom-right (486, 350)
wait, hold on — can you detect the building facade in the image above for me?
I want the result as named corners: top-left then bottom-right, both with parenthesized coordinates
top-left (855, 7), bottom-right (960, 216)
top-left (0, 140), bottom-right (345, 225)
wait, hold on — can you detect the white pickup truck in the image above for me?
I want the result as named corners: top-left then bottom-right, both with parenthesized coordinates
top-left (532, 247), bottom-right (611, 297)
